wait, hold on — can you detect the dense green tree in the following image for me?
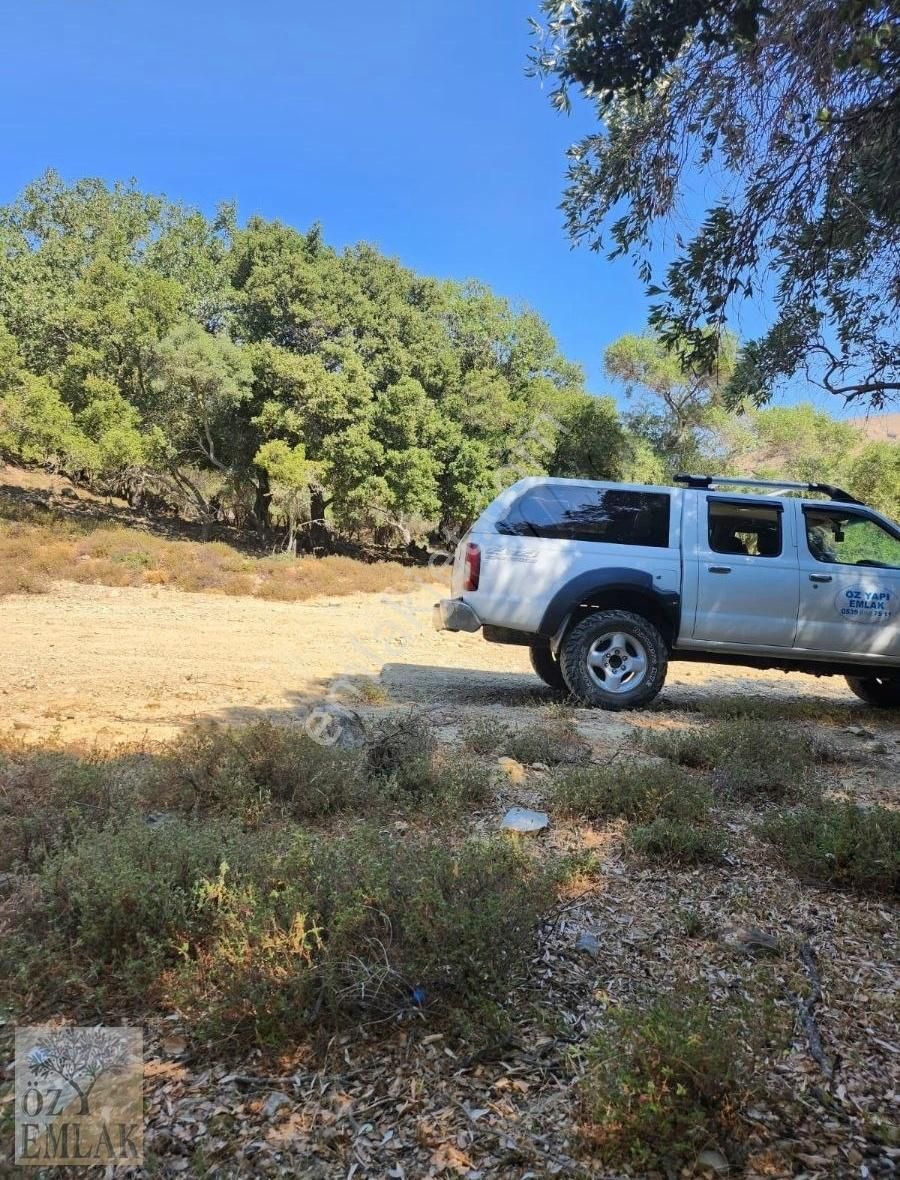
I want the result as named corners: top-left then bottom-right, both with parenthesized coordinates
top-left (707, 403), bottom-right (861, 485)
top-left (847, 442), bottom-right (900, 517)
top-left (0, 373), bottom-right (88, 470)
top-left (548, 391), bottom-right (654, 482)
top-left (253, 438), bottom-right (311, 552)
top-left (533, 0), bottom-right (900, 407)
top-left (145, 323), bottom-right (254, 537)
top-left (3, 171), bottom-right (892, 550)
top-left (0, 319), bottom-right (24, 391)
top-left (604, 330), bottom-right (737, 474)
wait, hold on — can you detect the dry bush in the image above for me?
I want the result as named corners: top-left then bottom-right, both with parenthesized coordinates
top-left (7, 819), bottom-right (554, 1043)
top-left (550, 761), bottom-right (712, 824)
top-left (364, 712), bottom-right (493, 807)
top-left (40, 815), bottom-right (238, 972)
top-left (0, 512), bottom-right (429, 602)
top-left (169, 827), bottom-right (553, 1044)
top-left (626, 818), bottom-right (726, 865)
top-left (166, 721), bottom-right (369, 824)
top-left (460, 717), bottom-right (513, 755)
top-left (0, 744), bottom-right (159, 871)
top-left (365, 711), bottom-right (438, 788)
top-left (505, 716), bottom-right (591, 767)
top-left (579, 989), bottom-right (788, 1171)
top-left (761, 801), bottom-right (900, 895)
top-left (644, 718), bottom-right (832, 803)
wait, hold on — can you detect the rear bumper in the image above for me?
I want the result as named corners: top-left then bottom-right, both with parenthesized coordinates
top-left (433, 598), bottom-right (482, 633)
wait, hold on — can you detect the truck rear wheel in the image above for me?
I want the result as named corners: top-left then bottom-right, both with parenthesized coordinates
top-left (529, 643), bottom-right (568, 692)
top-left (560, 610), bottom-right (667, 710)
top-left (846, 674), bottom-right (900, 709)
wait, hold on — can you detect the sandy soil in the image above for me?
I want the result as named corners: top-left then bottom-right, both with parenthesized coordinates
top-left (0, 580), bottom-right (855, 747)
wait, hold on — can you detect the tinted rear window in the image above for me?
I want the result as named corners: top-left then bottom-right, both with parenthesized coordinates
top-left (497, 486), bottom-right (671, 546)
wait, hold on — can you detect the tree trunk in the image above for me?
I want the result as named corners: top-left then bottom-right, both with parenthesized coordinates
top-left (254, 468), bottom-right (272, 536)
top-left (308, 487), bottom-right (333, 554)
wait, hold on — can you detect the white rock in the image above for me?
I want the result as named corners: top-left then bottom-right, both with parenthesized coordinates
top-left (501, 806), bottom-right (548, 834)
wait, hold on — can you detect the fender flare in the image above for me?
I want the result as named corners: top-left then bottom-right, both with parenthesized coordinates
top-left (537, 567), bottom-right (681, 645)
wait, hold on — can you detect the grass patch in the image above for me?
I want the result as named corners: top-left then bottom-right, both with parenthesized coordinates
top-left (0, 507), bottom-right (428, 602)
top-left (627, 818), bottom-right (726, 865)
top-left (550, 761), bottom-right (712, 824)
top-left (0, 745), bottom-right (157, 871)
top-left (172, 827), bottom-right (553, 1043)
top-left (645, 718), bottom-right (830, 802)
top-left (342, 676), bottom-right (391, 705)
top-left (166, 721), bottom-right (369, 824)
top-left (460, 717), bottom-right (512, 756)
top-left (760, 801), bottom-right (900, 895)
top-left (672, 693), bottom-right (857, 725)
top-left (5, 820), bottom-right (554, 1043)
top-left (505, 716), bottom-right (591, 767)
top-left (579, 989), bottom-right (786, 1171)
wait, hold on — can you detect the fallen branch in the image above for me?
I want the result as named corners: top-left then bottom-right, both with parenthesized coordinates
top-left (796, 940), bottom-right (835, 1081)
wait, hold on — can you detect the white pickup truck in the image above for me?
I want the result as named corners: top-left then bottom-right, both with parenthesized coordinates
top-left (434, 475), bottom-right (900, 710)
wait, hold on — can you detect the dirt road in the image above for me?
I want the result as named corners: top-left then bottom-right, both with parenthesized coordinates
top-left (0, 581), bottom-right (854, 746)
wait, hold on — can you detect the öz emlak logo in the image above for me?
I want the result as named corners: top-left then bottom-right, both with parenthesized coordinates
top-left (15, 1025), bottom-right (143, 1166)
top-left (834, 586), bottom-right (893, 623)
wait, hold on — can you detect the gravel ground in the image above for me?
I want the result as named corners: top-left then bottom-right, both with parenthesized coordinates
top-left (0, 581), bottom-right (859, 748)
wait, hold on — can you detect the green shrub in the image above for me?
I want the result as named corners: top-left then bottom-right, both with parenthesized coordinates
top-left (40, 816), bottom-right (239, 970)
top-left (579, 990), bottom-right (785, 1169)
top-left (627, 818), bottom-right (726, 865)
top-left (426, 750), bottom-right (494, 807)
top-left (645, 719), bottom-right (827, 802)
top-left (0, 748), bottom-right (153, 871)
top-left (364, 713), bottom-right (493, 808)
top-left (550, 761), bottom-right (712, 824)
top-left (365, 711), bottom-right (437, 790)
top-left (760, 801), bottom-right (900, 895)
top-left (172, 828), bottom-right (553, 1044)
top-left (168, 721), bottom-right (367, 822)
top-left (554, 848), bottom-right (605, 887)
top-left (506, 718), bottom-right (591, 767)
top-left (460, 717), bottom-right (512, 755)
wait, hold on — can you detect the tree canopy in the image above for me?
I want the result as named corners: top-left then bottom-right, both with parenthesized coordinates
top-left (1, 172), bottom-right (896, 549)
top-left (0, 171), bottom-right (639, 550)
top-left (532, 0), bottom-right (900, 408)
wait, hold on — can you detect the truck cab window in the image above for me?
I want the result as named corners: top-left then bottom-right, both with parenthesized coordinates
top-left (804, 509), bottom-right (900, 569)
top-left (708, 500), bottom-right (781, 557)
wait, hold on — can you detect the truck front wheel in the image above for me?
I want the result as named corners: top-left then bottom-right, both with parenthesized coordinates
top-left (560, 611), bottom-right (668, 710)
top-left (846, 674), bottom-right (900, 709)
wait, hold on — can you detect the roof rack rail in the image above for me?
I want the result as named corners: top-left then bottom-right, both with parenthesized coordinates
top-left (674, 474), bottom-right (864, 506)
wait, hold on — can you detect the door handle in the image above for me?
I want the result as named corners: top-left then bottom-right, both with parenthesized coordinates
top-left (809, 574), bottom-right (832, 583)
top-left (708, 565), bottom-right (731, 574)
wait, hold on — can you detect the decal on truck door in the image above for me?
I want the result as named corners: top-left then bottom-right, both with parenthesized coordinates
top-left (834, 586), bottom-right (893, 623)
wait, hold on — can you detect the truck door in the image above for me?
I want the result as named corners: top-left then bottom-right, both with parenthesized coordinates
top-left (690, 496), bottom-right (800, 646)
top-left (796, 505), bottom-right (900, 657)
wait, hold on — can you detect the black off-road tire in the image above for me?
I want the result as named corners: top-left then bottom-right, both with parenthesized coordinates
top-left (846, 674), bottom-right (900, 709)
top-left (529, 643), bottom-right (568, 692)
top-left (559, 610), bottom-right (668, 710)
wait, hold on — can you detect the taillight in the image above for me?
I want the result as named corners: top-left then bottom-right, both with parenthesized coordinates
top-left (463, 542), bottom-right (481, 591)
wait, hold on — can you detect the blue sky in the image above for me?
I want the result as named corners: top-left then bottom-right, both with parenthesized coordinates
top-left (1, 0), bottom-right (822, 408)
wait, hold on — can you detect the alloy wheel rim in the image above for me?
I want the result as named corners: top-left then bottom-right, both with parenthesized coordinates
top-left (586, 631), bottom-right (649, 694)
